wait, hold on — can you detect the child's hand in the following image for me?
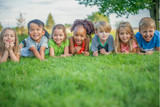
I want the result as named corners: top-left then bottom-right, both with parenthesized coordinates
top-left (100, 49), bottom-right (106, 55)
top-left (82, 51), bottom-right (89, 56)
top-left (74, 46), bottom-right (81, 53)
top-left (145, 51), bottom-right (154, 55)
top-left (4, 42), bottom-right (10, 51)
top-left (10, 42), bottom-right (15, 50)
top-left (123, 51), bottom-right (129, 54)
top-left (106, 52), bottom-right (110, 55)
top-left (93, 52), bottom-right (98, 57)
top-left (61, 54), bottom-right (72, 57)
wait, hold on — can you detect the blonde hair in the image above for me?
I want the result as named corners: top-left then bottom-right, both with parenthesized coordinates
top-left (115, 22), bottom-right (138, 53)
top-left (51, 24), bottom-right (67, 42)
top-left (0, 27), bottom-right (19, 56)
top-left (139, 17), bottom-right (156, 30)
top-left (95, 21), bottom-right (112, 33)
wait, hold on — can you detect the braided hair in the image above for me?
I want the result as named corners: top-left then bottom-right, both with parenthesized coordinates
top-left (71, 19), bottom-right (95, 39)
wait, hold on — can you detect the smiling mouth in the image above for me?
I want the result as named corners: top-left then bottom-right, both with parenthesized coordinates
top-left (76, 40), bottom-right (81, 44)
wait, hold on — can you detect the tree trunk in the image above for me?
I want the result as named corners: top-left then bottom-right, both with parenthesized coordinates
top-left (149, 0), bottom-right (159, 31)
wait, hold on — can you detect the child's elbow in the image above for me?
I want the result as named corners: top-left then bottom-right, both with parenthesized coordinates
top-left (155, 47), bottom-right (160, 51)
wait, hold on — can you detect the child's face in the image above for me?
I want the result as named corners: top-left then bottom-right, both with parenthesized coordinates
top-left (140, 27), bottom-right (155, 42)
top-left (119, 27), bottom-right (131, 43)
top-left (28, 23), bottom-right (45, 43)
top-left (97, 29), bottom-right (110, 41)
top-left (3, 29), bottom-right (15, 44)
top-left (73, 26), bottom-right (87, 46)
top-left (53, 29), bottom-right (65, 45)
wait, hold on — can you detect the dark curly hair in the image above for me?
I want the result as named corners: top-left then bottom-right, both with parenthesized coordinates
top-left (71, 19), bottom-right (95, 39)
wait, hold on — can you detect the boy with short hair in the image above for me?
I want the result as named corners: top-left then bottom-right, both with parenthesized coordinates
top-left (91, 21), bottom-right (114, 56)
top-left (21, 19), bottom-right (48, 60)
top-left (135, 17), bottom-right (160, 55)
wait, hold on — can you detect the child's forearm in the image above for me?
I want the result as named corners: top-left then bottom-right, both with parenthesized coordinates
top-left (155, 47), bottom-right (160, 51)
top-left (82, 51), bottom-right (89, 56)
top-left (49, 47), bottom-right (55, 57)
top-left (106, 51), bottom-right (112, 55)
top-left (39, 47), bottom-right (46, 59)
top-left (64, 46), bottom-right (69, 55)
top-left (9, 50), bottom-right (20, 62)
top-left (0, 50), bottom-right (9, 63)
top-left (30, 47), bottom-right (43, 60)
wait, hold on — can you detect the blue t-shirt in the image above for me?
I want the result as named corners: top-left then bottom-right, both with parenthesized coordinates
top-left (135, 30), bottom-right (160, 52)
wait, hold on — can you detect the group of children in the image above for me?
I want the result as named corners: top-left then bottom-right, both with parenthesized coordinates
top-left (0, 17), bottom-right (159, 63)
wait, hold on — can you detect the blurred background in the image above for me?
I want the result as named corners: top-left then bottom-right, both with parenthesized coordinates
top-left (0, 0), bottom-right (158, 42)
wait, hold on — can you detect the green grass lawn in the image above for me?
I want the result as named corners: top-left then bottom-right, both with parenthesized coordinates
top-left (0, 52), bottom-right (159, 107)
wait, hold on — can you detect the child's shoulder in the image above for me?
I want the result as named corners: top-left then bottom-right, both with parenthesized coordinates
top-left (109, 34), bottom-right (114, 38)
top-left (154, 30), bottom-right (160, 38)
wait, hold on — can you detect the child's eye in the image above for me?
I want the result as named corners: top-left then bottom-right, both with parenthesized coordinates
top-left (143, 31), bottom-right (147, 33)
top-left (149, 30), bottom-right (153, 33)
top-left (4, 34), bottom-right (8, 37)
top-left (11, 35), bottom-right (14, 37)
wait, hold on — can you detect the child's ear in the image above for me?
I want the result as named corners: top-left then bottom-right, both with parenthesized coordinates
top-left (28, 32), bottom-right (30, 36)
top-left (43, 30), bottom-right (45, 35)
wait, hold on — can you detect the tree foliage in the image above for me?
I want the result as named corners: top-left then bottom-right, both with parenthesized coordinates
top-left (16, 13), bottom-right (26, 35)
top-left (87, 12), bottom-right (109, 23)
top-left (76, 0), bottom-right (153, 17)
top-left (76, 0), bottom-right (159, 30)
top-left (46, 13), bottom-right (55, 29)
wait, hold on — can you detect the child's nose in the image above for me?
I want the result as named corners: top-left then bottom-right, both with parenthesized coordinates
top-left (146, 32), bottom-right (150, 36)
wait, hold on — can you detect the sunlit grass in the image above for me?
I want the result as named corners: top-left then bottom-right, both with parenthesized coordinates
top-left (0, 52), bottom-right (159, 107)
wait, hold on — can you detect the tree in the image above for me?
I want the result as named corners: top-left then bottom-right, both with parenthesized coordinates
top-left (16, 13), bottom-right (26, 35)
top-left (46, 13), bottom-right (55, 29)
top-left (76, 0), bottom-right (159, 30)
top-left (0, 22), bottom-right (3, 32)
top-left (87, 12), bottom-right (110, 23)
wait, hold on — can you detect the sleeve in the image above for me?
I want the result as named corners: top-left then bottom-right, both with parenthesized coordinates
top-left (65, 39), bottom-right (69, 47)
top-left (108, 35), bottom-right (114, 52)
top-left (155, 31), bottom-right (160, 47)
top-left (48, 39), bottom-right (54, 48)
top-left (26, 37), bottom-right (36, 49)
top-left (41, 36), bottom-right (48, 48)
top-left (91, 35), bottom-right (98, 52)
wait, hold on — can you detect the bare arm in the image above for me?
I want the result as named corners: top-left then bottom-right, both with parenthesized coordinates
top-left (0, 51), bottom-right (9, 63)
top-left (39, 46), bottom-right (46, 59)
top-left (69, 37), bottom-right (75, 54)
top-left (64, 46), bottom-right (69, 55)
top-left (30, 47), bottom-right (44, 60)
top-left (9, 50), bottom-right (20, 62)
top-left (83, 38), bottom-right (90, 56)
top-left (155, 47), bottom-right (160, 51)
top-left (49, 47), bottom-right (55, 57)
top-left (0, 42), bottom-right (10, 63)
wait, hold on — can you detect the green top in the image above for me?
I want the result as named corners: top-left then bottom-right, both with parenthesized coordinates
top-left (48, 39), bottom-right (69, 56)
top-left (98, 37), bottom-right (107, 47)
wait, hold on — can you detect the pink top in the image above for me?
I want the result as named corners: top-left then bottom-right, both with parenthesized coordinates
top-left (121, 40), bottom-right (137, 52)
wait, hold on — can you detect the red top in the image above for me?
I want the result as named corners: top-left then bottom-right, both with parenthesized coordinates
top-left (74, 41), bottom-right (85, 54)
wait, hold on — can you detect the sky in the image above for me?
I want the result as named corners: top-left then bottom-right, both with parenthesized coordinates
top-left (0, 0), bottom-right (150, 29)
